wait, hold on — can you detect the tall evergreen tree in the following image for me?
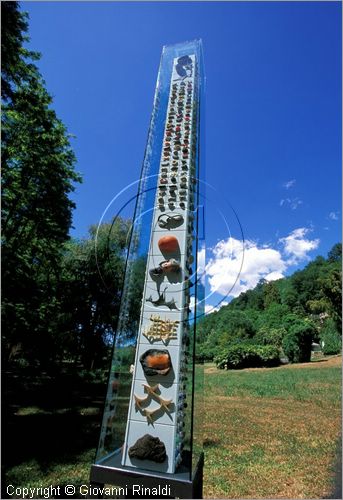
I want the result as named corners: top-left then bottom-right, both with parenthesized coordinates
top-left (1, 2), bottom-right (82, 365)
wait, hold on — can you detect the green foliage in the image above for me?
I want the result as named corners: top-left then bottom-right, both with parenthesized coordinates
top-left (255, 326), bottom-right (286, 348)
top-left (320, 319), bottom-right (342, 355)
top-left (197, 309), bottom-right (257, 361)
top-left (1, 2), bottom-right (81, 367)
top-left (282, 320), bottom-right (315, 363)
top-left (57, 218), bottom-right (144, 369)
top-left (263, 281), bottom-right (281, 308)
top-left (1, 2), bottom-right (40, 101)
top-left (256, 303), bottom-right (291, 331)
top-left (328, 243), bottom-right (342, 263)
top-left (215, 343), bottom-right (280, 370)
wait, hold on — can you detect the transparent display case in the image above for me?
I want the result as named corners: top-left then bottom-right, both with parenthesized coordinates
top-left (90, 40), bottom-right (205, 497)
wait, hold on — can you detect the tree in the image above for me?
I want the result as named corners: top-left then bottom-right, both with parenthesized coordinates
top-left (1, 2), bottom-right (82, 365)
top-left (328, 243), bottom-right (342, 263)
top-left (1, 1), bottom-right (38, 101)
top-left (307, 245), bottom-right (342, 328)
top-left (282, 320), bottom-right (315, 363)
top-left (58, 219), bottom-right (145, 369)
top-left (263, 281), bottom-right (281, 309)
top-left (255, 326), bottom-right (286, 348)
top-left (320, 319), bottom-right (341, 355)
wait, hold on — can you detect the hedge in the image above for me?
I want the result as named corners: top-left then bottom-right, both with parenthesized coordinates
top-left (214, 343), bottom-right (280, 370)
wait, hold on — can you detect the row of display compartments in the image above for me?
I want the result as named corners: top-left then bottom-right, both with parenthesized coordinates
top-left (155, 175), bottom-right (195, 188)
top-left (152, 203), bottom-right (197, 224)
top-left (157, 175), bottom-right (197, 187)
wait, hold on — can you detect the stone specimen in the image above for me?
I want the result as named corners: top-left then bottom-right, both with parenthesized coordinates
top-left (140, 349), bottom-right (172, 376)
top-left (128, 434), bottom-right (167, 463)
top-left (158, 235), bottom-right (179, 254)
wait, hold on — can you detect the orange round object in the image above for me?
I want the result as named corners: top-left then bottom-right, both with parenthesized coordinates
top-left (146, 353), bottom-right (170, 370)
top-left (158, 235), bottom-right (179, 253)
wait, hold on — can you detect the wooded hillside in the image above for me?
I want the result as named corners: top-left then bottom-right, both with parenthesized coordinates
top-left (197, 243), bottom-right (342, 367)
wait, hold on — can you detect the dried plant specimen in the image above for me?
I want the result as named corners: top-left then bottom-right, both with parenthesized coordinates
top-left (142, 314), bottom-right (179, 343)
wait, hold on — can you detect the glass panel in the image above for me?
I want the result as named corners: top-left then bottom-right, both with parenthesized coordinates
top-left (94, 40), bottom-right (205, 481)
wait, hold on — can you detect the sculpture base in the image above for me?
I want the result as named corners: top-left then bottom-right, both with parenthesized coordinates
top-left (89, 451), bottom-right (203, 499)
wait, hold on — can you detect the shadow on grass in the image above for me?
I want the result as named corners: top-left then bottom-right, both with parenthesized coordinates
top-left (4, 411), bottom-right (99, 470)
top-left (3, 369), bottom-right (106, 476)
top-left (326, 437), bottom-right (342, 500)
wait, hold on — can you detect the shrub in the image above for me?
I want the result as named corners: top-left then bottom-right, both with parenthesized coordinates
top-left (282, 322), bottom-right (315, 363)
top-left (320, 319), bottom-right (342, 355)
top-left (215, 343), bottom-right (280, 370)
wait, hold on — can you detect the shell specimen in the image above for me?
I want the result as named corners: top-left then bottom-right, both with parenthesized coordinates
top-left (140, 349), bottom-right (172, 376)
top-left (128, 434), bottom-right (167, 463)
top-left (158, 235), bottom-right (179, 254)
top-left (157, 213), bottom-right (184, 230)
top-left (150, 259), bottom-right (180, 277)
top-left (142, 315), bottom-right (179, 343)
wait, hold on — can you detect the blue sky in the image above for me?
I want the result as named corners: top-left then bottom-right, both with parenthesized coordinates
top-left (24, 1), bottom-right (341, 310)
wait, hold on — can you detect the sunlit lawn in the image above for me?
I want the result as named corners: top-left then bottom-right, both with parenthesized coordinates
top-left (203, 356), bottom-right (342, 499)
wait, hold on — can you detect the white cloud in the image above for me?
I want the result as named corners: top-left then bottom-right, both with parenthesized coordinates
top-left (283, 179), bottom-right (296, 189)
top-left (205, 301), bottom-right (229, 315)
top-left (279, 197), bottom-right (302, 210)
top-left (329, 211), bottom-right (339, 221)
top-left (279, 227), bottom-right (319, 265)
top-left (205, 227), bottom-right (320, 299)
top-left (206, 237), bottom-right (286, 298)
top-left (265, 271), bottom-right (284, 281)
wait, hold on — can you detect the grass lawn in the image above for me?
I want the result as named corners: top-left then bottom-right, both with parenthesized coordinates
top-left (3, 356), bottom-right (341, 499)
top-left (203, 356), bottom-right (342, 499)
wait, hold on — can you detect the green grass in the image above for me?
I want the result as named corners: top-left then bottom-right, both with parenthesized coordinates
top-left (206, 361), bottom-right (341, 405)
top-left (203, 356), bottom-right (342, 498)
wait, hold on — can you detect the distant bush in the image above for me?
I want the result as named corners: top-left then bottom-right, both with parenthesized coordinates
top-left (320, 319), bottom-right (342, 355)
top-left (282, 322), bottom-right (315, 363)
top-left (215, 343), bottom-right (280, 370)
